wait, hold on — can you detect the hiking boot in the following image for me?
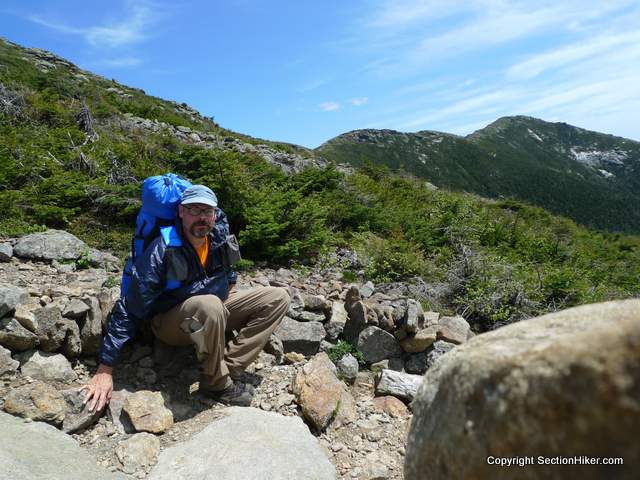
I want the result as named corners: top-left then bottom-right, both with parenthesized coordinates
top-left (199, 380), bottom-right (254, 406)
top-left (229, 370), bottom-right (263, 388)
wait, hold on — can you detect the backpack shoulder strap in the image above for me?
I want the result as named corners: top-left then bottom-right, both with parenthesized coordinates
top-left (160, 225), bottom-right (182, 248)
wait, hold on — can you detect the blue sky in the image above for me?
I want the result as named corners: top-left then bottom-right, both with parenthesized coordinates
top-left (2, 0), bottom-right (639, 148)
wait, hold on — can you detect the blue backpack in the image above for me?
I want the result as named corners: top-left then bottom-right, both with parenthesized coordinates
top-left (120, 173), bottom-right (232, 296)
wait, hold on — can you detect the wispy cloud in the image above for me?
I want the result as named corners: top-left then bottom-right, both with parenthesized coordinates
top-left (297, 78), bottom-right (331, 93)
top-left (319, 101), bottom-right (340, 111)
top-left (28, 1), bottom-right (163, 48)
top-left (93, 57), bottom-right (143, 68)
top-left (507, 30), bottom-right (640, 80)
top-left (350, 97), bottom-right (369, 106)
top-left (358, 0), bottom-right (638, 75)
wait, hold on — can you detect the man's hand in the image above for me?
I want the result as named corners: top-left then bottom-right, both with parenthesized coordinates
top-left (229, 283), bottom-right (237, 294)
top-left (80, 364), bottom-right (113, 412)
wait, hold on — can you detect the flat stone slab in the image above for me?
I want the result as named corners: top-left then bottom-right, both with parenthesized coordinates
top-left (149, 407), bottom-right (336, 480)
top-left (0, 411), bottom-right (124, 480)
top-left (13, 229), bottom-right (87, 262)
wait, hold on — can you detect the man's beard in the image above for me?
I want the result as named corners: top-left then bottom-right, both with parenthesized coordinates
top-left (190, 222), bottom-right (212, 238)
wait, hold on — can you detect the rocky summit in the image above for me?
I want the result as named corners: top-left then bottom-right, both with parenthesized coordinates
top-left (0, 228), bottom-right (637, 479)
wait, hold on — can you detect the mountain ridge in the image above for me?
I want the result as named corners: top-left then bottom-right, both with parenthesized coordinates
top-left (317, 116), bottom-right (640, 233)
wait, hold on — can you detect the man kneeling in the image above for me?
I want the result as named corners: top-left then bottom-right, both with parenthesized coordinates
top-left (82, 185), bottom-right (290, 411)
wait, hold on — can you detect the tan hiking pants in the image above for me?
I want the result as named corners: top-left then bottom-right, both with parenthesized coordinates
top-left (151, 286), bottom-right (290, 390)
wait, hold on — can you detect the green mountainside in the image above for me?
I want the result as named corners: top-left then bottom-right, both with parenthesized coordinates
top-left (1, 37), bottom-right (639, 332)
top-left (317, 117), bottom-right (640, 233)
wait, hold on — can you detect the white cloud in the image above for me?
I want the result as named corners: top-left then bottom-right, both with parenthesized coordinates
top-left (28, 1), bottom-right (163, 48)
top-left (95, 57), bottom-right (143, 68)
top-left (508, 30), bottom-right (640, 80)
top-left (350, 97), bottom-right (369, 106)
top-left (319, 101), bottom-right (340, 111)
top-left (297, 78), bottom-right (331, 93)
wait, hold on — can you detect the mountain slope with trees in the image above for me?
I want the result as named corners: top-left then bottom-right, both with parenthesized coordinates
top-left (317, 116), bottom-right (640, 233)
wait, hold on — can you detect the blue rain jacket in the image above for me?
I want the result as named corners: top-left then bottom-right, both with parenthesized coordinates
top-left (99, 221), bottom-right (237, 366)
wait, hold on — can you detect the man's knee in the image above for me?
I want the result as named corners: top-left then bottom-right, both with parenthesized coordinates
top-left (273, 287), bottom-right (291, 310)
top-left (183, 294), bottom-right (228, 326)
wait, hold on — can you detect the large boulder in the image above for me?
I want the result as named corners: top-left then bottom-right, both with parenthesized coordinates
top-left (405, 300), bottom-right (640, 480)
top-left (357, 326), bottom-right (402, 364)
top-left (13, 230), bottom-right (87, 262)
top-left (149, 407), bottom-right (336, 480)
top-left (273, 317), bottom-right (326, 356)
top-left (292, 352), bottom-right (357, 431)
top-left (0, 411), bottom-right (123, 480)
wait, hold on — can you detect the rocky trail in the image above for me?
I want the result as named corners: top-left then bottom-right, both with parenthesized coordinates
top-left (1, 229), bottom-right (638, 480)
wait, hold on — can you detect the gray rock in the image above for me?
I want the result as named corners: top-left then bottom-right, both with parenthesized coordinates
top-left (273, 317), bottom-right (326, 356)
top-left (14, 304), bottom-right (38, 332)
top-left (406, 300), bottom-right (640, 480)
top-left (0, 411), bottom-right (124, 480)
top-left (34, 307), bottom-right (73, 352)
top-left (424, 340), bottom-right (456, 369)
top-left (288, 287), bottom-right (305, 311)
top-left (0, 317), bottom-right (38, 351)
top-left (437, 315), bottom-right (470, 344)
top-left (302, 294), bottom-right (329, 312)
top-left (4, 380), bottom-right (67, 426)
top-left (61, 388), bottom-right (103, 433)
top-left (116, 433), bottom-right (161, 474)
top-left (375, 369), bottom-right (422, 401)
top-left (19, 350), bottom-right (77, 383)
top-left (325, 301), bottom-right (347, 342)
top-left (62, 298), bottom-right (90, 319)
top-left (400, 326), bottom-right (438, 353)
top-left (372, 304), bottom-right (395, 332)
top-left (344, 284), bottom-right (361, 305)
top-left (108, 388), bottom-right (136, 433)
top-left (330, 300), bottom-right (348, 323)
top-left (371, 357), bottom-right (405, 372)
top-left (0, 283), bottom-right (29, 317)
top-left (0, 345), bottom-right (19, 377)
top-left (87, 248), bottom-right (120, 270)
top-left (274, 268), bottom-right (296, 285)
top-left (342, 300), bottom-right (368, 344)
top-left (62, 319), bottom-right (82, 358)
top-left (336, 353), bottom-right (359, 384)
top-left (360, 281), bottom-right (375, 298)
top-left (150, 407), bottom-right (336, 479)
top-left (404, 352), bottom-right (428, 374)
top-left (13, 229), bottom-right (87, 262)
top-left (264, 334), bottom-right (284, 364)
top-left (357, 326), bottom-right (403, 364)
top-left (288, 310), bottom-right (326, 322)
top-left (404, 299), bottom-right (423, 334)
top-left (0, 242), bottom-right (12, 262)
top-left (80, 296), bottom-right (103, 355)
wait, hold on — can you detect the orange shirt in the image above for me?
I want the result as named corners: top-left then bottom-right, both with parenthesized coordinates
top-left (194, 237), bottom-right (209, 268)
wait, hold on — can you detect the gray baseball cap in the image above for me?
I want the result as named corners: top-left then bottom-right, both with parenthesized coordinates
top-left (181, 185), bottom-right (218, 207)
